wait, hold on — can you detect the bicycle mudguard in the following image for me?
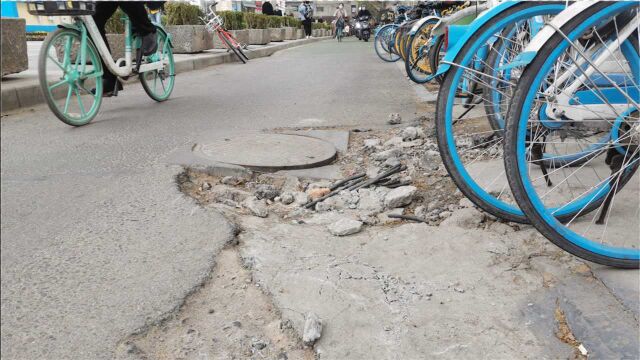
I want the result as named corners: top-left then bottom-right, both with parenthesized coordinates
top-left (428, 1), bottom-right (521, 80)
top-left (57, 23), bottom-right (81, 31)
top-left (408, 16), bottom-right (440, 36)
top-left (501, 0), bottom-right (636, 70)
top-left (431, 3), bottom-right (489, 37)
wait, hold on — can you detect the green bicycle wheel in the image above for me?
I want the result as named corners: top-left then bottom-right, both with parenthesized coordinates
top-left (39, 28), bottom-right (103, 126)
top-left (140, 28), bottom-right (175, 102)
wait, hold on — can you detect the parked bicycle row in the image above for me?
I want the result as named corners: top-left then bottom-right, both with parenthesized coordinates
top-left (374, 0), bottom-right (640, 269)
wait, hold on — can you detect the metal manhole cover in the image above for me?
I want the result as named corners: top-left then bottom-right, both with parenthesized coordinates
top-left (194, 133), bottom-right (337, 171)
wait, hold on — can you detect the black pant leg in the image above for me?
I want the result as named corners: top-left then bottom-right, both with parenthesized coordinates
top-left (119, 2), bottom-right (156, 36)
top-left (303, 19), bottom-right (312, 36)
top-left (93, 2), bottom-right (119, 81)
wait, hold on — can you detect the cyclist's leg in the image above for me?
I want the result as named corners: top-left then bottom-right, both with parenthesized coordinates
top-left (92, 2), bottom-right (120, 94)
top-left (119, 2), bottom-right (155, 36)
top-left (119, 2), bottom-right (157, 55)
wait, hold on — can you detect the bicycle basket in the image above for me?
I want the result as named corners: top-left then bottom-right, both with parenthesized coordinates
top-left (205, 14), bottom-right (224, 32)
top-left (27, 1), bottom-right (96, 16)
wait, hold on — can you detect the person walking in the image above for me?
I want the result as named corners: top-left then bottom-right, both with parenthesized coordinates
top-left (334, 3), bottom-right (346, 42)
top-left (298, 1), bottom-right (313, 38)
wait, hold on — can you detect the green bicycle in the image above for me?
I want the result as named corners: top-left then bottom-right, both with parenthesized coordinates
top-left (30, 1), bottom-right (175, 126)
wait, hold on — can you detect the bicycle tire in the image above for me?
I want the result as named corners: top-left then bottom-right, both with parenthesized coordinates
top-left (504, 1), bottom-right (639, 268)
top-left (435, 2), bottom-right (569, 224)
top-left (404, 18), bottom-right (439, 84)
top-left (39, 28), bottom-right (103, 126)
top-left (140, 27), bottom-right (175, 102)
top-left (428, 34), bottom-right (445, 84)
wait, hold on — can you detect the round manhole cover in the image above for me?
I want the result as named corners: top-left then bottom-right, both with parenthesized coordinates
top-left (195, 133), bottom-right (337, 171)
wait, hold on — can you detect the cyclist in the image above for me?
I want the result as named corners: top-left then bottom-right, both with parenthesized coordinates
top-left (93, 2), bottom-right (159, 96)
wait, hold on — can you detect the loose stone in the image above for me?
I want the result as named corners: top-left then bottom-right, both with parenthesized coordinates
top-left (302, 312), bottom-right (323, 345)
top-left (327, 219), bottom-right (363, 236)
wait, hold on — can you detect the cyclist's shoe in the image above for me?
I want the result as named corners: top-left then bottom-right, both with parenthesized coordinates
top-left (141, 32), bottom-right (158, 56)
top-left (92, 78), bottom-right (123, 97)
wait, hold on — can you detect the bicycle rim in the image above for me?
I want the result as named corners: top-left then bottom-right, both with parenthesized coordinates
top-left (39, 28), bottom-right (103, 126)
top-left (505, 2), bottom-right (639, 267)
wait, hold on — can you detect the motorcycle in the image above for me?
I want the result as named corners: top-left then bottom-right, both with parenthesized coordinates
top-left (354, 15), bottom-right (371, 41)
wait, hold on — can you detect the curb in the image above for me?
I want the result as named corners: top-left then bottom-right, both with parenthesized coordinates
top-left (1, 36), bottom-right (330, 113)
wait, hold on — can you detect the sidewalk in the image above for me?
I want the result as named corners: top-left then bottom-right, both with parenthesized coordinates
top-left (1, 37), bottom-right (329, 113)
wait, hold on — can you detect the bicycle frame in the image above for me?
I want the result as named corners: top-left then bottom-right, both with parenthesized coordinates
top-left (67, 15), bottom-right (165, 78)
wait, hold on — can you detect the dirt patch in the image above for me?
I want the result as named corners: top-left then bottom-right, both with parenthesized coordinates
top-left (554, 300), bottom-right (588, 360)
top-left (118, 248), bottom-right (315, 360)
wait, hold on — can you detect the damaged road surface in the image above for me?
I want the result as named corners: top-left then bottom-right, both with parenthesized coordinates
top-left (169, 120), bottom-right (638, 359)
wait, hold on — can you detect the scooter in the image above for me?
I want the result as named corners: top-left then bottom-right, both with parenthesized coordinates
top-left (355, 15), bottom-right (371, 41)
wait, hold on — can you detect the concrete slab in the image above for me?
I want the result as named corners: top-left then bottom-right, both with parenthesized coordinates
top-left (282, 129), bottom-right (350, 153)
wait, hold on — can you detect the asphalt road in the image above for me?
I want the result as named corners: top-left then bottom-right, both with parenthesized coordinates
top-left (1, 38), bottom-right (418, 359)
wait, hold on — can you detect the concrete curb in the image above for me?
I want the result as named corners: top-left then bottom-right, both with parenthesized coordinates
top-left (1, 36), bottom-right (330, 113)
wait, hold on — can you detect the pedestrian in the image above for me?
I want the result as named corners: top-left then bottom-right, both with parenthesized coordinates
top-left (262, 0), bottom-right (274, 16)
top-left (298, 1), bottom-right (313, 38)
top-left (334, 3), bottom-right (346, 42)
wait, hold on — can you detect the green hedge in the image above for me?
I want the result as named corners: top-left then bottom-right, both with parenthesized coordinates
top-left (218, 12), bottom-right (302, 29)
top-left (312, 22), bottom-right (331, 30)
top-left (105, 8), bottom-right (125, 34)
top-left (217, 11), bottom-right (246, 30)
top-left (165, 2), bottom-right (203, 25)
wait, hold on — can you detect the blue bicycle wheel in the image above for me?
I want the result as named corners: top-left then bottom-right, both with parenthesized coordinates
top-left (504, 1), bottom-right (639, 268)
top-left (375, 24), bottom-right (401, 62)
top-left (435, 2), bottom-right (568, 223)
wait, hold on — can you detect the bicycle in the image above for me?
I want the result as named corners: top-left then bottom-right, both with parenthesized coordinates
top-left (503, 0), bottom-right (639, 268)
top-left (32, 1), bottom-right (175, 127)
top-left (202, 2), bottom-right (249, 64)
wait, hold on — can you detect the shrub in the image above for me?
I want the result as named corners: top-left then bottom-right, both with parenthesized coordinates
top-left (217, 11), bottom-right (246, 30)
top-left (165, 2), bottom-right (203, 26)
top-left (312, 22), bottom-right (331, 30)
top-left (105, 8), bottom-right (125, 34)
top-left (244, 13), bottom-right (269, 29)
top-left (283, 16), bottom-right (302, 28)
top-left (266, 15), bottom-right (283, 28)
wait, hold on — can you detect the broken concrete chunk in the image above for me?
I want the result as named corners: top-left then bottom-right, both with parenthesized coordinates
top-left (387, 113), bottom-right (402, 125)
top-left (383, 136), bottom-right (403, 148)
top-left (280, 192), bottom-right (295, 205)
top-left (439, 207), bottom-right (485, 229)
top-left (401, 126), bottom-right (420, 141)
top-left (363, 138), bottom-right (381, 149)
top-left (384, 186), bottom-right (417, 208)
top-left (254, 184), bottom-right (280, 200)
top-left (372, 148), bottom-right (401, 161)
top-left (243, 198), bottom-right (269, 218)
top-left (221, 175), bottom-right (244, 186)
top-left (384, 157), bottom-right (401, 168)
top-left (293, 192), bottom-right (310, 206)
top-left (302, 312), bottom-right (323, 345)
top-left (357, 188), bottom-right (384, 214)
top-left (327, 219), bottom-right (363, 236)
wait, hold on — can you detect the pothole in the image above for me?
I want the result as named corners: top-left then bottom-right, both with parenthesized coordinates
top-left (178, 117), bottom-right (482, 229)
top-left (117, 247), bottom-right (315, 360)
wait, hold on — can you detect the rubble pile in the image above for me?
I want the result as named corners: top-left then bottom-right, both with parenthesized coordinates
top-left (179, 121), bottom-right (467, 236)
